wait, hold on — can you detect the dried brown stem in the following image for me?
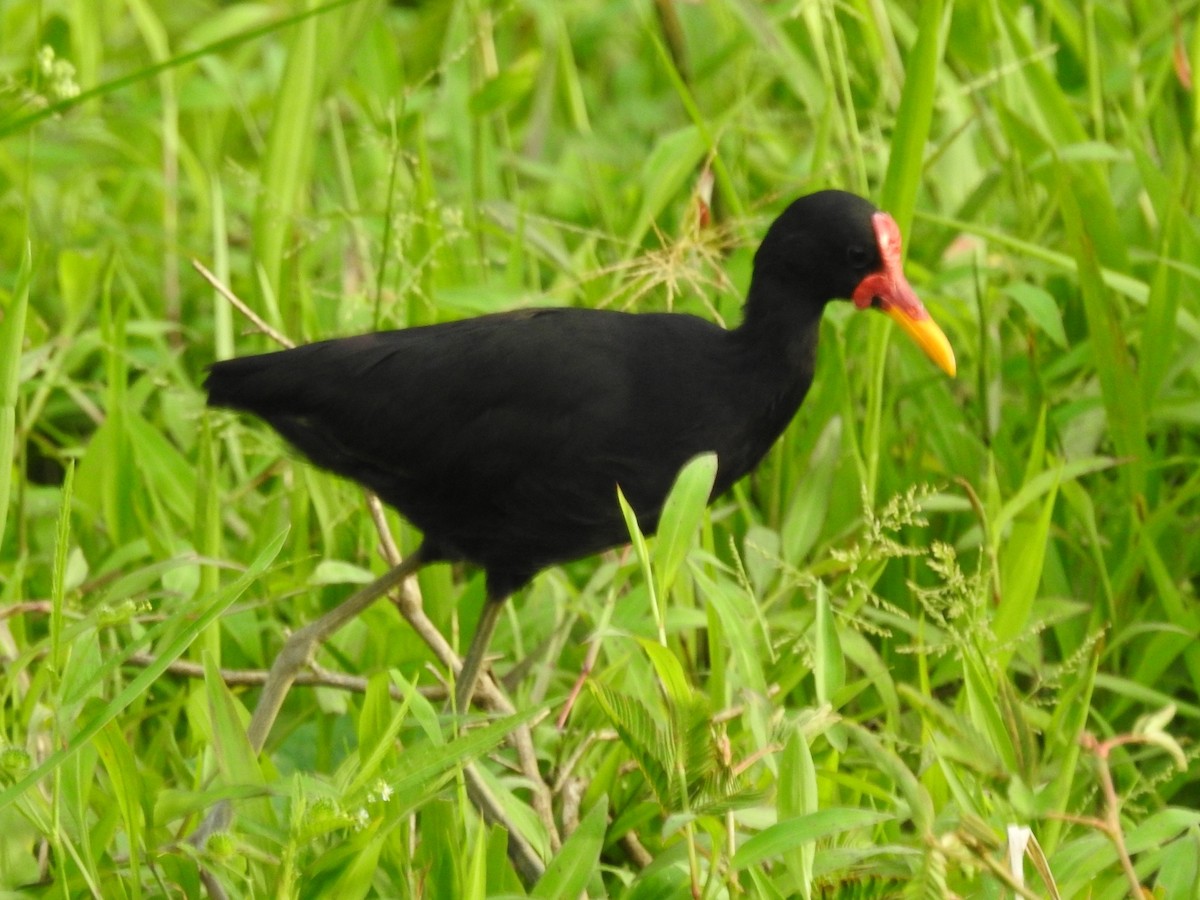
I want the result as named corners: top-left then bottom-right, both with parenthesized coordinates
top-left (191, 258), bottom-right (294, 350)
top-left (1081, 733), bottom-right (1146, 898)
top-left (123, 651), bottom-right (446, 700)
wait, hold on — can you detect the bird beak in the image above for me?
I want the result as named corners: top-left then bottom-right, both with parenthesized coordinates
top-left (851, 212), bottom-right (956, 378)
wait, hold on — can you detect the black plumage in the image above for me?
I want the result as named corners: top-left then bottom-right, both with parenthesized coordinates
top-left (205, 189), bottom-right (955, 702)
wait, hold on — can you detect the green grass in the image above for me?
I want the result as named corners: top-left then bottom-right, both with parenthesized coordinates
top-left (2, 0), bottom-right (1199, 896)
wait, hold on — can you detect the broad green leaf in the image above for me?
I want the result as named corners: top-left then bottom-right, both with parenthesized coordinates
top-left (329, 827), bottom-right (386, 900)
top-left (812, 582), bottom-right (844, 707)
top-left (638, 637), bottom-right (692, 708)
top-left (531, 797), bottom-right (608, 899)
top-left (126, 408), bottom-right (198, 525)
top-left (203, 650), bottom-right (268, 827)
top-left (463, 818), bottom-right (488, 900)
top-left (1152, 829), bottom-right (1200, 900)
top-left (777, 729), bottom-right (818, 898)
top-left (994, 473), bottom-right (1058, 646)
top-left (351, 672), bottom-right (414, 793)
top-left (627, 125), bottom-right (708, 251)
top-left (1004, 282), bottom-right (1067, 348)
top-left (92, 721), bottom-right (144, 891)
top-left (653, 452), bottom-right (717, 602)
top-left (691, 565), bottom-right (769, 698)
top-left (731, 808), bottom-right (892, 870)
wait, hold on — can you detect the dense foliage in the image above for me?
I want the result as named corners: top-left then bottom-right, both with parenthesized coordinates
top-left (1, 0), bottom-right (1198, 896)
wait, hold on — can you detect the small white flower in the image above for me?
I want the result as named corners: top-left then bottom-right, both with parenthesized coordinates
top-left (352, 807), bottom-right (370, 831)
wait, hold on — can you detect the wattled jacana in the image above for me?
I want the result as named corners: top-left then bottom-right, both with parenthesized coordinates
top-left (205, 189), bottom-right (955, 717)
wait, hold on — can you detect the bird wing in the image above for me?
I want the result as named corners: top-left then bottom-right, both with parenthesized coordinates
top-left (206, 308), bottom-right (733, 571)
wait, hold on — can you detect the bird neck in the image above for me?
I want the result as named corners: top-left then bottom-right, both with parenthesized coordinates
top-left (734, 273), bottom-right (826, 374)
top-left (701, 277), bottom-right (824, 486)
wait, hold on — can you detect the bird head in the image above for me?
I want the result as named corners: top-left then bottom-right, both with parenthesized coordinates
top-left (753, 190), bottom-right (957, 378)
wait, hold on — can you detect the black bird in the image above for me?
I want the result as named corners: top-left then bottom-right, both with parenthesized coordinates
top-left (205, 190), bottom-right (955, 709)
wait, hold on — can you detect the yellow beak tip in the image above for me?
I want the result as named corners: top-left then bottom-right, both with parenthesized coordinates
top-left (883, 306), bottom-right (957, 379)
top-left (938, 350), bottom-right (957, 379)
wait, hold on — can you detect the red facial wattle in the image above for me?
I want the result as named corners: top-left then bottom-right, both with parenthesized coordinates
top-left (852, 212), bottom-right (956, 377)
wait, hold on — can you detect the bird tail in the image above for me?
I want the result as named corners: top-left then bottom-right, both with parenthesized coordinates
top-left (205, 332), bottom-right (396, 417)
top-left (204, 351), bottom-right (302, 416)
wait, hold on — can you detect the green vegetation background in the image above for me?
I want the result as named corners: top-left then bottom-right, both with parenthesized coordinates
top-left (1, 0), bottom-right (1198, 896)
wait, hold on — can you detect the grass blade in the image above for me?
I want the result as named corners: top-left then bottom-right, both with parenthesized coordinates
top-left (879, 0), bottom-right (945, 236)
top-left (865, 0), bottom-right (946, 502)
top-left (530, 797), bottom-right (608, 899)
top-left (0, 529), bottom-right (288, 813)
top-left (776, 728), bottom-right (818, 897)
top-left (812, 581), bottom-right (844, 707)
top-left (619, 485), bottom-right (663, 645)
top-left (0, 244), bottom-right (30, 554)
top-left (0, 0), bottom-right (360, 138)
top-left (653, 452), bottom-right (717, 602)
top-left (731, 809), bottom-right (892, 871)
top-left (254, 1), bottom-right (324, 326)
top-left (1057, 164), bottom-right (1149, 500)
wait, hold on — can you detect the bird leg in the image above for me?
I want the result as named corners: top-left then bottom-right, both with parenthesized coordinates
top-left (454, 593), bottom-right (508, 712)
top-left (244, 549), bottom-right (426, 752)
top-left (395, 580), bottom-right (558, 869)
top-left (191, 546), bottom-right (554, 879)
top-left (191, 550), bottom-right (425, 845)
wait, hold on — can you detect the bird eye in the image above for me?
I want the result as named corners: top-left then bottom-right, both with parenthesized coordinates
top-left (846, 245), bottom-right (869, 268)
